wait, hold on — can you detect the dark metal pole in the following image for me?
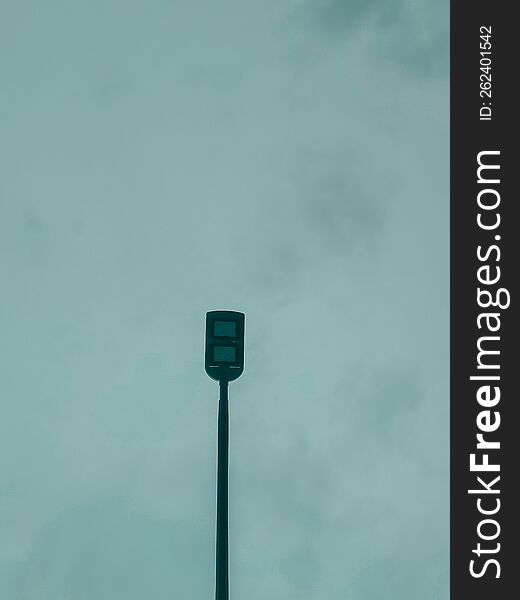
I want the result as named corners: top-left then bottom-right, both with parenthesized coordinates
top-left (215, 380), bottom-right (229, 600)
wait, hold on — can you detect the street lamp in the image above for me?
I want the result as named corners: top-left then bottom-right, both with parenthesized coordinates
top-left (205, 310), bottom-right (245, 600)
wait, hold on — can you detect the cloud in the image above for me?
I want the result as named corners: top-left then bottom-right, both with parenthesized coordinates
top-left (291, 0), bottom-right (449, 78)
top-left (6, 502), bottom-right (213, 600)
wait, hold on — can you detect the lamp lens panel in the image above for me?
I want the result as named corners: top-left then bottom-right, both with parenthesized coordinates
top-left (213, 346), bottom-right (236, 363)
top-left (214, 321), bottom-right (237, 337)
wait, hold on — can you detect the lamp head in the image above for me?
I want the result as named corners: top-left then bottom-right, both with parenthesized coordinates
top-left (205, 311), bottom-right (245, 382)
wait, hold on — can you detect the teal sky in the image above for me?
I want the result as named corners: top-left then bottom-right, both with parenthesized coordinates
top-left (1, 1), bottom-right (448, 598)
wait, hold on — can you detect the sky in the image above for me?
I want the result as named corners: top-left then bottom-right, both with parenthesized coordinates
top-left (0, 1), bottom-right (448, 598)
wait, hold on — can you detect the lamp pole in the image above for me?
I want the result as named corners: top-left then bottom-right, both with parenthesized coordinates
top-left (215, 380), bottom-right (229, 600)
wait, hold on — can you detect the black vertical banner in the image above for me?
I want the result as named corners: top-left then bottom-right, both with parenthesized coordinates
top-left (451, 1), bottom-right (518, 599)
